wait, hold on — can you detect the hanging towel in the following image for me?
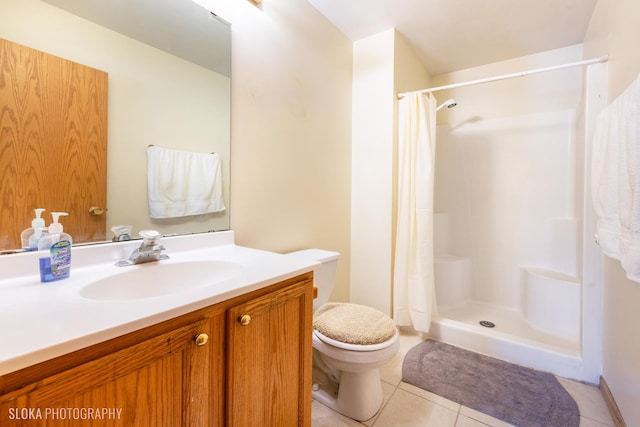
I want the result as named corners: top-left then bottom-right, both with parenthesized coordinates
top-left (618, 74), bottom-right (640, 282)
top-left (147, 146), bottom-right (225, 219)
top-left (591, 101), bottom-right (621, 258)
top-left (591, 73), bottom-right (640, 282)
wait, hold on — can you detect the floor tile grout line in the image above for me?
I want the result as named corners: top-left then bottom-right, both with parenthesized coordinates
top-left (397, 380), bottom-right (463, 413)
top-left (368, 382), bottom-right (401, 426)
top-left (579, 414), bottom-right (616, 427)
top-left (452, 404), bottom-right (462, 427)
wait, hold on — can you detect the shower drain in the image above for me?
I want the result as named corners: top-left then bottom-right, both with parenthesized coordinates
top-left (479, 320), bottom-right (496, 328)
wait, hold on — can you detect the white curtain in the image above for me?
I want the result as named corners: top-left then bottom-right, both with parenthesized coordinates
top-left (393, 92), bottom-right (438, 332)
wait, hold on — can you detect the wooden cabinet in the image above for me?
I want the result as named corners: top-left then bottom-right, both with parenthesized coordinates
top-left (227, 278), bottom-right (313, 426)
top-left (0, 318), bottom-right (212, 426)
top-left (0, 272), bottom-right (313, 427)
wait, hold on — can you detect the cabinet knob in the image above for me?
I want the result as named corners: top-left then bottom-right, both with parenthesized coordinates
top-left (194, 333), bottom-right (209, 346)
top-left (238, 314), bottom-right (251, 326)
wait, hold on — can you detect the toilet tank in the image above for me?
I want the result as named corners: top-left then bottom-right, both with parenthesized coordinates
top-left (286, 249), bottom-right (340, 311)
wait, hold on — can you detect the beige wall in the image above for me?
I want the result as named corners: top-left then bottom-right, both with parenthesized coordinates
top-left (350, 29), bottom-right (396, 315)
top-left (202, 0), bottom-right (353, 302)
top-left (350, 30), bottom-right (431, 316)
top-left (584, 0), bottom-right (640, 423)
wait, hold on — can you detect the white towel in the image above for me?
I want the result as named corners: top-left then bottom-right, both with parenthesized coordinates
top-left (619, 75), bottom-right (640, 281)
top-left (147, 146), bottom-right (225, 219)
top-left (591, 73), bottom-right (640, 282)
top-left (591, 101), bottom-right (621, 258)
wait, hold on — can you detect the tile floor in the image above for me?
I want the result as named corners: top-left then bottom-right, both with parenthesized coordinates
top-left (311, 328), bottom-right (615, 427)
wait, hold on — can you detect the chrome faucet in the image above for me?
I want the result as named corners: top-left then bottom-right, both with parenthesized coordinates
top-left (115, 230), bottom-right (169, 267)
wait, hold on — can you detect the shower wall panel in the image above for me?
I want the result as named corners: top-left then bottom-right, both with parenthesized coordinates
top-left (435, 110), bottom-right (578, 308)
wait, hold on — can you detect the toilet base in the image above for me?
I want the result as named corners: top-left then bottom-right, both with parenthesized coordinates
top-left (312, 368), bottom-right (384, 421)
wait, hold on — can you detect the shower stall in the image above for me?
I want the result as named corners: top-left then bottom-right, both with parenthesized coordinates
top-left (425, 57), bottom-right (606, 383)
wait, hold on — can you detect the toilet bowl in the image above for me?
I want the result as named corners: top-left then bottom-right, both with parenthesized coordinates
top-left (286, 250), bottom-right (400, 421)
top-left (312, 326), bottom-right (399, 420)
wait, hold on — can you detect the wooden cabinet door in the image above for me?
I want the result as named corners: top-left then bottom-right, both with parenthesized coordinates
top-left (0, 319), bottom-right (211, 427)
top-left (226, 277), bottom-right (313, 427)
top-left (0, 38), bottom-right (108, 250)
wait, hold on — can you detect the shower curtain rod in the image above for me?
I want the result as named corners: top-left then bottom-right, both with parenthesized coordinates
top-left (396, 56), bottom-right (608, 99)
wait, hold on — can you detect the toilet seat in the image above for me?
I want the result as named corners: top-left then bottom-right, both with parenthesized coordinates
top-left (312, 329), bottom-right (400, 368)
top-left (314, 329), bottom-right (397, 351)
top-left (313, 302), bottom-right (397, 346)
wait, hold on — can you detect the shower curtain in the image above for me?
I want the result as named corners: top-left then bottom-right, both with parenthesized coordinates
top-left (393, 92), bottom-right (438, 332)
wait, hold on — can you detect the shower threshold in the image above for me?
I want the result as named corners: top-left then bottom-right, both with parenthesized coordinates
top-left (428, 301), bottom-right (582, 379)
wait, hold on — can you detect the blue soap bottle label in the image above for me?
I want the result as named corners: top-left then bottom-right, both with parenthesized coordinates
top-left (51, 240), bottom-right (71, 279)
top-left (40, 240), bottom-right (71, 282)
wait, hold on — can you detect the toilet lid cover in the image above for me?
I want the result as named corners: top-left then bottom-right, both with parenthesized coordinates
top-left (313, 302), bottom-right (397, 345)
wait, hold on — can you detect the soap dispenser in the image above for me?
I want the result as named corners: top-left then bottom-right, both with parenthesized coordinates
top-left (21, 208), bottom-right (46, 251)
top-left (38, 212), bottom-right (72, 283)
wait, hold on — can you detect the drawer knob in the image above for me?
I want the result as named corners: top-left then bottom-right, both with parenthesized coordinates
top-left (238, 314), bottom-right (251, 326)
top-left (194, 333), bottom-right (209, 346)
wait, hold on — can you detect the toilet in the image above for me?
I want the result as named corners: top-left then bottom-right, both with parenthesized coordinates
top-left (287, 249), bottom-right (399, 421)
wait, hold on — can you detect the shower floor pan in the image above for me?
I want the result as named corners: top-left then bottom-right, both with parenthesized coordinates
top-left (428, 301), bottom-right (582, 380)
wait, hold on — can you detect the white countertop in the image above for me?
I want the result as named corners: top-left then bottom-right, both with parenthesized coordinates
top-left (0, 231), bottom-right (317, 376)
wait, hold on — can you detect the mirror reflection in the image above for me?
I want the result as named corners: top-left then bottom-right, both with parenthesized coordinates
top-left (0, 0), bottom-right (231, 253)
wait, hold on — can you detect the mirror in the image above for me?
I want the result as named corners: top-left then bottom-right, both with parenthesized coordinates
top-left (0, 0), bottom-right (231, 253)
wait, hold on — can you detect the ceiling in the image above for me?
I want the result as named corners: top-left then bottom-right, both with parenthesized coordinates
top-left (307, 0), bottom-right (599, 75)
top-left (42, 0), bottom-right (231, 76)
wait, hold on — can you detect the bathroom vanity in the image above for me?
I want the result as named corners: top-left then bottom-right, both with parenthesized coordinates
top-left (0, 232), bottom-right (315, 426)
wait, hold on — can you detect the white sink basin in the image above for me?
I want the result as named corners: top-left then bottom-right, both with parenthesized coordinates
top-left (80, 260), bottom-right (243, 301)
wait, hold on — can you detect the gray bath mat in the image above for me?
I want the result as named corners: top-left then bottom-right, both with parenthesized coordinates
top-left (402, 340), bottom-right (579, 427)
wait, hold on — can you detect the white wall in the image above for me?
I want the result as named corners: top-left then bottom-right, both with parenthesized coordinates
top-left (584, 0), bottom-right (640, 423)
top-left (578, 60), bottom-right (608, 385)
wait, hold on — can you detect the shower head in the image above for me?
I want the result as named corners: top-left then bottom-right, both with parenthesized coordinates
top-left (436, 98), bottom-right (458, 112)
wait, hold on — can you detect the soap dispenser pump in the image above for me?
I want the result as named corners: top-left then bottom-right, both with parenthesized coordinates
top-left (21, 208), bottom-right (46, 251)
top-left (38, 212), bottom-right (72, 283)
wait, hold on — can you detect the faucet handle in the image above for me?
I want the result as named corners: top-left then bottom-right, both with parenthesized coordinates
top-left (139, 229), bottom-right (162, 246)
